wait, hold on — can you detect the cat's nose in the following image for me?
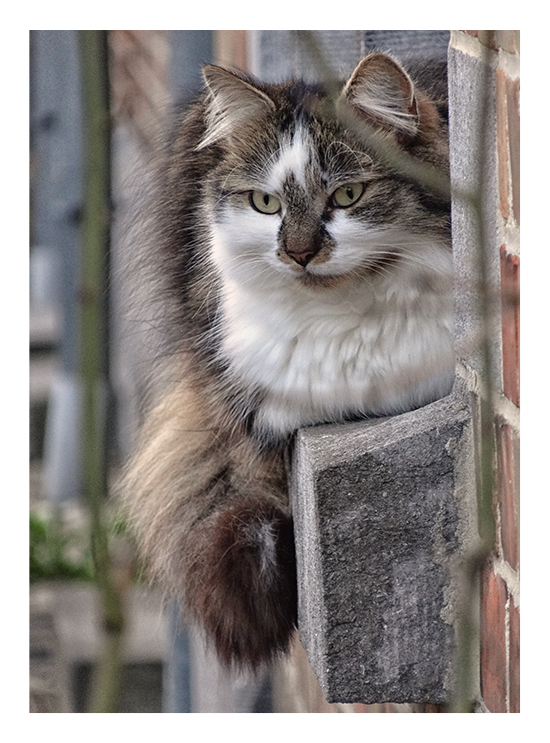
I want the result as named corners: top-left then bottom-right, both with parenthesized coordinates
top-left (288, 251), bottom-right (316, 267)
top-left (281, 231), bottom-right (321, 266)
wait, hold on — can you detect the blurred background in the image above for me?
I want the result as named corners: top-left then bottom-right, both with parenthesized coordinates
top-left (29, 30), bottom-right (452, 713)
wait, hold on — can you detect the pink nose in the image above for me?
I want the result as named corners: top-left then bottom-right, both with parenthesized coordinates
top-left (288, 251), bottom-right (315, 267)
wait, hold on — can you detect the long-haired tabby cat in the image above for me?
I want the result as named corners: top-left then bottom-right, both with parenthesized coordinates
top-left (121, 52), bottom-right (454, 671)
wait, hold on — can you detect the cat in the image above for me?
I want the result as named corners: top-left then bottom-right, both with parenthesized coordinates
top-left (120, 52), bottom-right (454, 671)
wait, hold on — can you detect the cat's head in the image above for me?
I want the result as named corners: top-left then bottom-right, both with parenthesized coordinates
top-left (198, 53), bottom-right (450, 291)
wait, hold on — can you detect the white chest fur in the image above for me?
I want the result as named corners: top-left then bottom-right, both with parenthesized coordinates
top-left (217, 250), bottom-right (455, 437)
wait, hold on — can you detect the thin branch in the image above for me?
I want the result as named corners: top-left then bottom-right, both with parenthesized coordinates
top-left (79, 29), bottom-right (125, 714)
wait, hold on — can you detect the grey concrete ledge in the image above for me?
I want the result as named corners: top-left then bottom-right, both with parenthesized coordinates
top-left (290, 386), bottom-right (476, 705)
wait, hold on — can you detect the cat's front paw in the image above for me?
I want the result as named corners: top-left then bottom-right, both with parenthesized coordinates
top-left (184, 499), bottom-right (297, 670)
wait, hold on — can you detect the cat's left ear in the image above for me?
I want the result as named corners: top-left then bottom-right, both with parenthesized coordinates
top-left (198, 66), bottom-right (275, 149)
top-left (342, 53), bottom-right (419, 139)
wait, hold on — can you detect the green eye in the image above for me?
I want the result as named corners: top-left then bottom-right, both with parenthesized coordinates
top-left (249, 190), bottom-right (281, 214)
top-left (332, 183), bottom-right (364, 208)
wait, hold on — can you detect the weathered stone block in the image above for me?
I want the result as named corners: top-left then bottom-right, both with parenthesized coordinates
top-left (290, 388), bottom-right (476, 705)
top-left (448, 45), bottom-right (502, 386)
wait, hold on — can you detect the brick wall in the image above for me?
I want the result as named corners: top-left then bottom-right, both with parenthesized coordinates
top-left (449, 30), bottom-right (520, 714)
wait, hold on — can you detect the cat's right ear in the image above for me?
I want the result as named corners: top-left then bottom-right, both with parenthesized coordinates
top-left (197, 66), bottom-right (275, 150)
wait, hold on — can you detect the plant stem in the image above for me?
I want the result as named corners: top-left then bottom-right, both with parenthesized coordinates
top-left (79, 29), bottom-right (125, 714)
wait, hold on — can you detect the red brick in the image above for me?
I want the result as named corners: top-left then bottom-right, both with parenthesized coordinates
top-left (480, 564), bottom-right (508, 712)
top-left (500, 247), bottom-right (520, 406)
top-left (509, 594), bottom-right (520, 712)
top-left (495, 416), bottom-right (519, 570)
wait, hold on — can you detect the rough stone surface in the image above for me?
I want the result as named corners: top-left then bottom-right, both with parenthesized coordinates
top-left (447, 45), bottom-right (502, 386)
top-left (290, 387), bottom-right (475, 705)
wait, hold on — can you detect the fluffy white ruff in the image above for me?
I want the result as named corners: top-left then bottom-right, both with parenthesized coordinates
top-left (211, 213), bottom-right (454, 436)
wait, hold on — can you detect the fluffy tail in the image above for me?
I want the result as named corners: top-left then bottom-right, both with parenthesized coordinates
top-left (185, 498), bottom-right (297, 668)
top-left (119, 375), bottom-right (297, 670)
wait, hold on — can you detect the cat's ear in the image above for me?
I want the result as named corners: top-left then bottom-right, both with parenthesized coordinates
top-left (198, 66), bottom-right (275, 149)
top-left (342, 53), bottom-right (419, 139)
